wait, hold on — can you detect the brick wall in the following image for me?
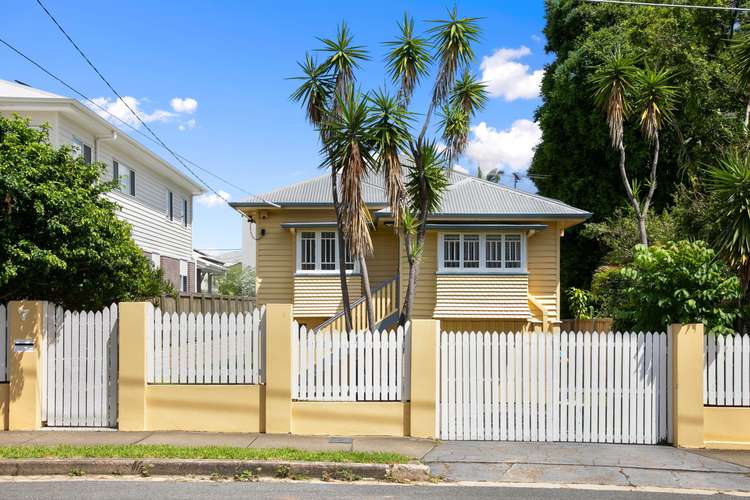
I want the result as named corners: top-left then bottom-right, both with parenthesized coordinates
top-left (160, 255), bottom-right (180, 292)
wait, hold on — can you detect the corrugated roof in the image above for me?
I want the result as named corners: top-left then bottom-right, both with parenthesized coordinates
top-left (232, 169), bottom-right (591, 219)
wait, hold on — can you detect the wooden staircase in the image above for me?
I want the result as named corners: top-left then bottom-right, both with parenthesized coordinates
top-left (315, 276), bottom-right (399, 332)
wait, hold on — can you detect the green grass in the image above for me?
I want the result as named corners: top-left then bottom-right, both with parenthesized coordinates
top-left (0, 444), bottom-right (408, 464)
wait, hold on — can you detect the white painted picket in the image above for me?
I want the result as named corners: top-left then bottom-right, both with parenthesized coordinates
top-left (0, 304), bottom-right (7, 382)
top-left (437, 330), bottom-right (672, 443)
top-left (44, 303), bottom-right (118, 428)
top-left (291, 322), bottom-right (410, 401)
top-left (704, 333), bottom-right (750, 407)
top-left (147, 306), bottom-right (265, 384)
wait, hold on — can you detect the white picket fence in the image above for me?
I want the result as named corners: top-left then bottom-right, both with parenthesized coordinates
top-left (44, 303), bottom-right (119, 427)
top-left (147, 305), bottom-right (265, 384)
top-left (0, 304), bottom-right (7, 382)
top-left (437, 330), bottom-right (672, 443)
top-left (292, 323), bottom-right (411, 401)
top-left (705, 333), bottom-right (750, 407)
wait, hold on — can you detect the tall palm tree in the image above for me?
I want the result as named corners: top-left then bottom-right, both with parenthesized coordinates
top-left (591, 48), bottom-right (645, 244)
top-left (385, 14), bottom-right (431, 107)
top-left (634, 66), bottom-right (677, 245)
top-left (706, 152), bottom-right (750, 333)
top-left (730, 30), bottom-right (750, 131)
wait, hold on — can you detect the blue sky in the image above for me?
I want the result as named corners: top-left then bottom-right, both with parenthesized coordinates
top-left (1, 1), bottom-right (550, 250)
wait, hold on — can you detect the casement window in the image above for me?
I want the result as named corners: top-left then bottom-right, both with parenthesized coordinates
top-left (438, 233), bottom-right (526, 273)
top-left (179, 260), bottom-right (189, 292)
top-left (296, 230), bottom-right (356, 273)
top-left (166, 191), bottom-right (174, 220)
top-left (150, 253), bottom-right (161, 269)
top-left (113, 160), bottom-right (136, 196)
top-left (72, 138), bottom-right (92, 164)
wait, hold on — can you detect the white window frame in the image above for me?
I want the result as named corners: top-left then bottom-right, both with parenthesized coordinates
top-left (114, 159), bottom-right (136, 197)
top-left (179, 260), bottom-right (189, 292)
top-left (295, 230), bottom-right (359, 275)
top-left (437, 232), bottom-right (527, 274)
top-left (72, 137), bottom-right (92, 164)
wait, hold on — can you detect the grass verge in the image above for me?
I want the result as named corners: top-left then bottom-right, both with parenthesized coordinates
top-left (0, 444), bottom-right (408, 464)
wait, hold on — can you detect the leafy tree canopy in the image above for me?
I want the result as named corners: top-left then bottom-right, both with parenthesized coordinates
top-left (0, 115), bottom-right (171, 309)
top-left (217, 266), bottom-right (256, 297)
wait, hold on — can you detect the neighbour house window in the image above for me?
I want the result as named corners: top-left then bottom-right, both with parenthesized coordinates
top-left (150, 253), bottom-right (161, 269)
top-left (114, 161), bottom-right (136, 196)
top-left (72, 138), bottom-right (92, 164)
top-left (438, 233), bottom-right (526, 273)
top-left (179, 260), bottom-right (189, 292)
top-left (182, 198), bottom-right (189, 227)
top-left (296, 230), bottom-right (357, 273)
top-left (166, 191), bottom-right (174, 220)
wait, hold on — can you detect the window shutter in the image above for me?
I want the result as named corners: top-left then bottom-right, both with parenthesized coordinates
top-left (167, 191), bottom-right (174, 220)
top-left (112, 161), bottom-right (119, 184)
top-left (83, 144), bottom-right (92, 164)
top-left (129, 169), bottom-right (136, 196)
top-left (182, 198), bottom-right (188, 226)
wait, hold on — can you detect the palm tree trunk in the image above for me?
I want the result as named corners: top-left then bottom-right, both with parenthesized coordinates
top-left (744, 98), bottom-right (750, 133)
top-left (359, 256), bottom-right (376, 331)
top-left (331, 171), bottom-right (353, 331)
top-left (617, 142), bottom-right (647, 245)
top-left (399, 231), bottom-right (418, 326)
top-left (639, 134), bottom-right (660, 247)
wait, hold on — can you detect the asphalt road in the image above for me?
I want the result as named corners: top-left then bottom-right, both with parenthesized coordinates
top-left (0, 480), bottom-right (715, 499)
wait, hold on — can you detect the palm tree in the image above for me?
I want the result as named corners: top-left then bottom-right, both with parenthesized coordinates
top-left (384, 8), bottom-right (486, 325)
top-left (634, 66), bottom-right (677, 245)
top-left (706, 152), bottom-right (750, 333)
top-left (729, 30), bottom-right (750, 131)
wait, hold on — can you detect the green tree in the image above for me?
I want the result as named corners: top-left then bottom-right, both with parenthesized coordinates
top-left (0, 115), bottom-right (171, 309)
top-left (615, 241), bottom-right (740, 333)
top-left (531, 1), bottom-right (742, 310)
top-left (217, 266), bottom-right (256, 296)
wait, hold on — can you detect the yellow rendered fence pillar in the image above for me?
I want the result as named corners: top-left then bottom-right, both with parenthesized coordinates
top-left (410, 319), bottom-right (439, 439)
top-left (265, 303), bottom-right (293, 434)
top-left (118, 302), bottom-right (150, 431)
top-left (8, 301), bottom-right (45, 430)
top-left (672, 323), bottom-right (705, 448)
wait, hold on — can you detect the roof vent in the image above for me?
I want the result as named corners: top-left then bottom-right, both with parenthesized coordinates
top-left (13, 80), bottom-right (31, 87)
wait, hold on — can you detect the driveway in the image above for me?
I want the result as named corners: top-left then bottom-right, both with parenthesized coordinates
top-left (424, 441), bottom-right (750, 493)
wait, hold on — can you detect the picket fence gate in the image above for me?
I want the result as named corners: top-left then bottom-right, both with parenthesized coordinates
top-left (44, 303), bottom-right (119, 427)
top-left (437, 330), bottom-right (672, 443)
top-left (292, 323), bottom-right (411, 401)
top-left (705, 332), bottom-right (750, 407)
top-left (147, 305), bottom-right (265, 384)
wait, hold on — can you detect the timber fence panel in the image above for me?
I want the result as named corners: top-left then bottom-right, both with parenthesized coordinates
top-left (147, 306), bottom-right (265, 385)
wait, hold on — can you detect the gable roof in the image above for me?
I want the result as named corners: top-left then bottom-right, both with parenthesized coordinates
top-left (0, 79), bottom-right (66, 99)
top-left (232, 169), bottom-right (591, 219)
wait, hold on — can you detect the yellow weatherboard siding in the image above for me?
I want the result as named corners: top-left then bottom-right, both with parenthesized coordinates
top-left (399, 232), bottom-right (438, 319)
top-left (527, 223), bottom-right (560, 323)
top-left (434, 274), bottom-right (530, 319)
top-left (293, 275), bottom-right (362, 317)
top-left (366, 225), bottom-right (399, 286)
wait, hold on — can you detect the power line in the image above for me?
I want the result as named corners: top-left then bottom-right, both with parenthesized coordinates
top-left (584, 0), bottom-right (750, 12)
top-left (34, 0), bottom-right (255, 215)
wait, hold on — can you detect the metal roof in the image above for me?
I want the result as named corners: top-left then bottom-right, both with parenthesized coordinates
top-left (231, 169), bottom-right (591, 219)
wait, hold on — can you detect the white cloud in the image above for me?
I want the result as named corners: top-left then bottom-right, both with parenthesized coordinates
top-left (452, 164), bottom-right (469, 175)
top-left (531, 34), bottom-right (543, 44)
top-left (196, 190), bottom-right (230, 208)
top-left (480, 46), bottom-right (544, 101)
top-left (465, 120), bottom-right (542, 172)
top-left (88, 96), bottom-right (175, 128)
top-left (170, 97), bottom-right (198, 114)
top-left (178, 119), bottom-right (197, 131)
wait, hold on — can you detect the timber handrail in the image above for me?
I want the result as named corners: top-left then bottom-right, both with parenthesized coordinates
top-left (315, 275), bottom-right (399, 332)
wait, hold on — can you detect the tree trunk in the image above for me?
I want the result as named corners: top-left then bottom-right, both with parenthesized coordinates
top-left (616, 141), bottom-right (647, 245)
top-left (398, 232), bottom-right (418, 326)
top-left (331, 171), bottom-right (352, 331)
top-left (744, 98), bottom-right (750, 133)
top-left (639, 133), bottom-right (660, 247)
top-left (359, 255), bottom-right (376, 331)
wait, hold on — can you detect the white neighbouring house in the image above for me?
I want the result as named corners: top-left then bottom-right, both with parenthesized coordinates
top-left (0, 79), bottom-right (205, 292)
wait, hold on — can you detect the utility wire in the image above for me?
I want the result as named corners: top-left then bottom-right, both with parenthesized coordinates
top-left (33, 0), bottom-right (259, 214)
top-left (584, 0), bottom-right (750, 12)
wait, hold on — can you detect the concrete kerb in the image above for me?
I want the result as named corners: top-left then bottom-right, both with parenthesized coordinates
top-left (0, 458), bottom-right (431, 482)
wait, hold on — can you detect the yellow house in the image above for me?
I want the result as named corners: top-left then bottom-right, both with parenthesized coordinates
top-left (231, 170), bottom-right (590, 332)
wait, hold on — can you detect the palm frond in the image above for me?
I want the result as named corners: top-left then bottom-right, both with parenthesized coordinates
top-left (406, 140), bottom-right (450, 216)
top-left (590, 46), bottom-right (639, 149)
top-left (289, 53), bottom-right (335, 126)
top-left (427, 7), bottom-right (482, 105)
top-left (369, 89), bottom-right (414, 224)
top-left (385, 13), bottom-right (431, 106)
top-left (730, 30), bottom-right (750, 90)
top-left (318, 22), bottom-right (370, 99)
top-left (635, 66), bottom-right (678, 143)
top-left (450, 69), bottom-right (487, 115)
top-left (438, 103), bottom-right (470, 167)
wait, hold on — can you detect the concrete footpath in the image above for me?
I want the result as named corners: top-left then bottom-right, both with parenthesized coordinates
top-left (2, 431), bottom-right (750, 493)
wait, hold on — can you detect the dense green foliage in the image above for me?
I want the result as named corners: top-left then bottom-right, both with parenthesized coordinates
top-left (613, 241), bottom-right (740, 333)
top-left (0, 115), bottom-right (171, 309)
top-left (532, 1), bottom-right (745, 312)
top-left (217, 266), bottom-right (256, 296)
